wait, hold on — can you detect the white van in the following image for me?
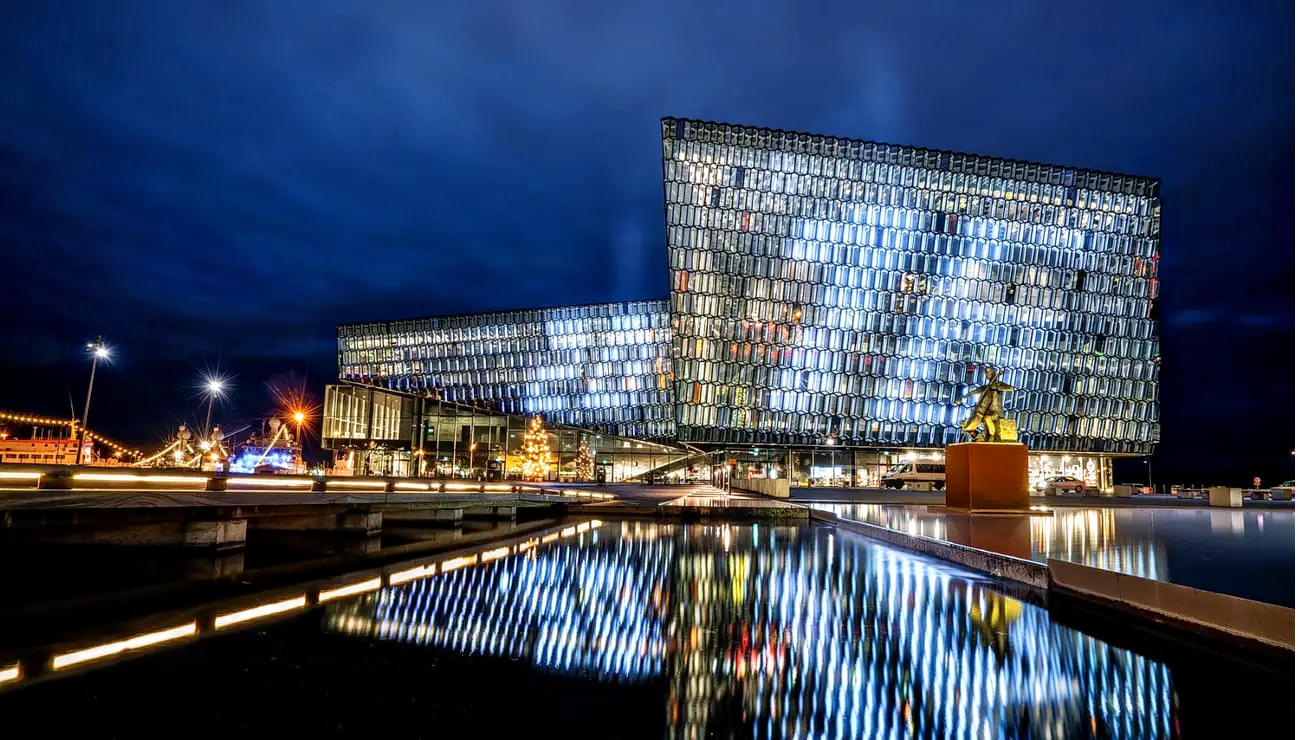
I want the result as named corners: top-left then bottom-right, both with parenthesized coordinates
top-left (880, 462), bottom-right (946, 490)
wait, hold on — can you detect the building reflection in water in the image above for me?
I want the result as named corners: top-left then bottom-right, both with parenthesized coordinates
top-left (326, 522), bottom-right (1175, 739)
top-left (814, 504), bottom-right (1169, 581)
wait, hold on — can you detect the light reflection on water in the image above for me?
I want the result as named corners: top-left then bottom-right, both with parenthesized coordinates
top-left (327, 522), bottom-right (1175, 739)
top-left (812, 504), bottom-right (1295, 606)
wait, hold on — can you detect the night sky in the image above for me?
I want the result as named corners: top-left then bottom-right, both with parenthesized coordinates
top-left (0, 1), bottom-right (1292, 485)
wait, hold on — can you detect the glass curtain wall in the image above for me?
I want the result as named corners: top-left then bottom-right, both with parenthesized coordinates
top-left (662, 118), bottom-right (1160, 454)
top-left (337, 300), bottom-right (675, 442)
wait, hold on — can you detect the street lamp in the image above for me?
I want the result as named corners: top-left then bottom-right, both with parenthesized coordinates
top-left (76, 337), bottom-right (109, 465)
top-left (1144, 458), bottom-right (1153, 493)
top-left (201, 376), bottom-right (226, 440)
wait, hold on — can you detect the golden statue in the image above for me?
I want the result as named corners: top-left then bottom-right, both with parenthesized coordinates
top-left (961, 367), bottom-right (1018, 442)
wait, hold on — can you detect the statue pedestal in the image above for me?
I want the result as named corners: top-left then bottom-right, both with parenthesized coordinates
top-left (943, 442), bottom-right (1030, 512)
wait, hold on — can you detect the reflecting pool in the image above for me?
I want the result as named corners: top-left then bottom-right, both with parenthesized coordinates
top-left (0, 521), bottom-right (1289, 737)
top-left (812, 504), bottom-right (1296, 606)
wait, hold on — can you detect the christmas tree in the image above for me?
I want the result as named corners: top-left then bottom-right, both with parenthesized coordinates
top-left (520, 416), bottom-right (551, 481)
top-left (574, 435), bottom-right (595, 482)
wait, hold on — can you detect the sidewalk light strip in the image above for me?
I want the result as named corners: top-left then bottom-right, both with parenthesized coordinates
top-left (228, 478), bottom-right (313, 487)
top-left (318, 578), bottom-right (382, 602)
top-left (0, 471), bottom-right (41, 480)
top-left (52, 622), bottom-right (197, 669)
top-left (394, 482), bottom-right (430, 491)
top-left (389, 564), bottom-right (437, 585)
top-left (73, 473), bottom-right (208, 484)
top-left (440, 555), bottom-right (476, 573)
top-left (0, 663), bottom-right (20, 684)
top-left (214, 596), bottom-right (306, 629)
top-left (327, 480), bottom-right (387, 488)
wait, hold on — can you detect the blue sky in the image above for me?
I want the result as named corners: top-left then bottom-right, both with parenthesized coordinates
top-left (0, 1), bottom-right (1292, 480)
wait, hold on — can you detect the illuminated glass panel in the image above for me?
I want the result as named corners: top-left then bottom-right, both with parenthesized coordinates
top-left (338, 300), bottom-right (674, 440)
top-left (662, 118), bottom-right (1160, 453)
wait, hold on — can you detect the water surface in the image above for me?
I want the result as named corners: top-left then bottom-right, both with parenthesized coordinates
top-left (3, 520), bottom-right (1288, 737)
top-left (813, 504), bottom-right (1295, 606)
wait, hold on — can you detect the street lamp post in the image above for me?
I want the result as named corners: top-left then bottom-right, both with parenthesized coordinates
top-left (1145, 458), bottom-right (1153, 494)
top-left (76, 338), bottom-right (109, 465)
top-left (202, 378), bottom-right (225, 442)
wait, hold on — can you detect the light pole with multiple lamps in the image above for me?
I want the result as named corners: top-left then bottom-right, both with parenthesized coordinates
top-left (76, 337), bottom-right (110, 465)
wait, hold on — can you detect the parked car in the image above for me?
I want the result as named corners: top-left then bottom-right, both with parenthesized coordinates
top-left (880, 462), bottom-right (945, 490)
top-left (1038, 475), bottom-right (1085, 494)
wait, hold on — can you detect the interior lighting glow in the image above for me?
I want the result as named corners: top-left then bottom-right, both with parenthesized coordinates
top-left (51, 622), bottom-right (197, 670)
top-left (389, 564), bottom-right (437, 585)
top-left (440, 555), bottom-right (476, 572)
top-left (318, 577), bottom-right (382, 602)
top-left (73, 473), bottom-right (208, 484)
top-left (213, 596), bottom-right (306, 629)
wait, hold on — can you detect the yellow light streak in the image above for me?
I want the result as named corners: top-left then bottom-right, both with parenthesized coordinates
top-left (73, 473), bottom-right (208, 484)
top-left (227, 478), bottom-right (313, 487)
top-left (541, 533), bottom-right (559, 544)
top-left (0, 663), bottom-right (20, 684)
top-left (517, 538), bottom-right (538, 552)
top-left (560, 527), bottom-right (576, 538)
top-left (0, 471), bottom-right (41, 480)
top-left (440, 555), bottom-right (476, 572)
top-left (480, 547), bottom-right (509, 562)
top-left (327, 480), bottom-right (387, 488)
top-left (213, 596), bottom-right (306, 629)
top-left (51, 622), bottom-right (197, 670)
top-left (318, 577), bottom-right (382, 602)
top-left (388, 564), bottom-right (437, 585)
top-left (394, 482), bottom-right (430, 491)
top-left (576, 522), bottom-right (590, 534)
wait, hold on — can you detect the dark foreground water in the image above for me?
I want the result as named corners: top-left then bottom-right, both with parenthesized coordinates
top-left (0, 521), bottom-right (1290, 738)
top-left (813, 504), bottom-right (1296, 607)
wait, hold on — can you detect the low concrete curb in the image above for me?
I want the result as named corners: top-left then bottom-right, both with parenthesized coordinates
top-left (1048, 558), bottom-right (1295, 651)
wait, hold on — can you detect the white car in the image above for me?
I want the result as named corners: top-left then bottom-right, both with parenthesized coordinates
top-left (880, 462), bottom-right (945, 490)
top-left (1038, 475), bottom-right (1085, 494)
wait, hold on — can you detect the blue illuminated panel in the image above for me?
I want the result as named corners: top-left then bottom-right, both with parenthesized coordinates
top-left (662, 118), bottom-right (1160, 452)
top-left (338, 300), bottom-right (673, 440)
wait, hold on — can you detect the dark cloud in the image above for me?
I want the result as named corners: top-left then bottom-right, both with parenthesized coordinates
top-left (0, 1), bottom-right (1292, 481)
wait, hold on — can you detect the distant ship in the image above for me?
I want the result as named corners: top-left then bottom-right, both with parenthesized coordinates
top-left (227, 418), bottom-right (303, 474)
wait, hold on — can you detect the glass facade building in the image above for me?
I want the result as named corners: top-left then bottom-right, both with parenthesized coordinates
top-left (662, 118), bottom-right (1159, 455)
top-left (338, 300), bottom-right (674, 441)
top-left (333, 117), bottom-right (1160, 485)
